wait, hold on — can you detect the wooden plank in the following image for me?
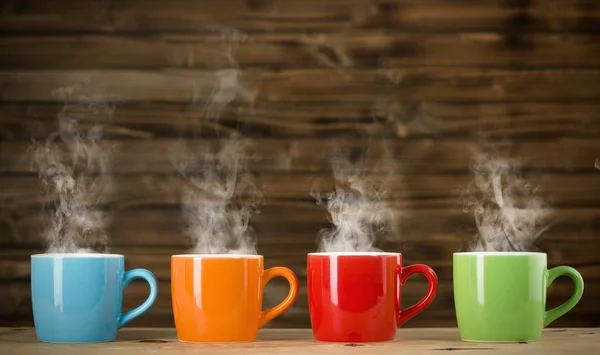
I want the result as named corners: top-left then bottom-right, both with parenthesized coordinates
top-left (1, 328), bottom-right (600, 354)
top-left (2, 205), bottom-right (598, 283)
top-left (2, 205), bottom-right (599, 249)
top-left (2, 138), bottom-right (599, 174)
top-left (2, 173), bottom-right (600, 210)
top-left (2, 0), bottom-right (600, 33)
top-left (2, 102), bottom-right (599, 140)
top-left (2, 278), bottom-right (598, 329)
top-left (2, 33), bottom-right (600, 70)
top-left (2, 69), bottom-right (600, 103)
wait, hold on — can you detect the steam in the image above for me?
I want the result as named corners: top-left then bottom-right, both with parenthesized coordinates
top-left (595, 157), bottom-right (600, 170)
top-left (28, 97), bottom-right (115, 253)
top-left (172, 139), bottom-right (261, 254)
top-left (463, 147), bottom-right (552, 252)
top-left (311, 145), bottom-right (396, 252)
top-left (171, 27), bottom-right (262, 254)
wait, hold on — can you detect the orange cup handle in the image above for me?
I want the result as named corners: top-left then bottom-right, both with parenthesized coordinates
top-left (259, 266), bottom-right (299, 328)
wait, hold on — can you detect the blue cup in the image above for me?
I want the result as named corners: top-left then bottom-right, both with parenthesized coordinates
top-left (31, 253), bottom-right (158, 343)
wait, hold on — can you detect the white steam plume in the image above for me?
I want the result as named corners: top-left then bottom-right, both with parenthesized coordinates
top-left (311, 144), bottom-right (396, 252)
top-left (172, 139), bottom-right (261, 254)
top-left (28, 97), bottom-right (115, 253)
top-left (171, 27), bottom-right (262, 254)
top-left (463, 147), bottom-right (552, 252)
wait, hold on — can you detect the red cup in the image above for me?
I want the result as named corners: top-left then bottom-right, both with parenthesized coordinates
top-left (307, 252), bottom-right (438, 342)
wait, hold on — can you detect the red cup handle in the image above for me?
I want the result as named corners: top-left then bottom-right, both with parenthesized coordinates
top-left (396, 264), bottom-right (438, 327)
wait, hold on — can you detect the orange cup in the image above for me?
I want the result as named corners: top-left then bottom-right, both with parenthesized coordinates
top-left (171, 254), bottom-right (299, 342)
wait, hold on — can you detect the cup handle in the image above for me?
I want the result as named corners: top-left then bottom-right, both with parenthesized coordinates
top-left (118, 268), bottom-right (158, 329)
top-left (259, 267), bottom-right (299, 328)
top-left (396, 264), bottom-right (438, 327)
top-left (544, 266), bottom-right (584, 327)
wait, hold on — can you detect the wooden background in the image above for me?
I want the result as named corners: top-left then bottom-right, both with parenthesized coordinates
top-left (1, 0), bottom-right (600, 328)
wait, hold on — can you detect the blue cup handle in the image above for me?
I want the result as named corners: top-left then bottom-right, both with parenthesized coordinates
top-left (118, 268), bottom-right (158, 329)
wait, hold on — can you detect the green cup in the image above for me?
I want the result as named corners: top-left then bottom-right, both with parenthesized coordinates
top-left (453, 252), bottom-right (584, 342)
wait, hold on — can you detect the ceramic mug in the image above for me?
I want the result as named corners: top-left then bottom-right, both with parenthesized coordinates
top-left (453, 252), bottom-right (584, 342)
top-left (307, 252), bottom-right (438, 342)
top-left (31, 253), bottom-right (158, 343)
top-left (171, 254), bottom-right (299, 342)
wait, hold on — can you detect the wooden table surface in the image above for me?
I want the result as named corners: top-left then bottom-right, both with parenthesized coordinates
top-left (0, 328), bottom-right (598, 355)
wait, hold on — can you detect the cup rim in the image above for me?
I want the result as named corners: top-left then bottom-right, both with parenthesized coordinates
top-left (171, 254), bottom-right (262, 258)
top-left (453, 251), bottom-right (546, 256)
top-left (307, 252), bottom-right (401, 256)
top-left (31, 253), bottom-right (124, 258)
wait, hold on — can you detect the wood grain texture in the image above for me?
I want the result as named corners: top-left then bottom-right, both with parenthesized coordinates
top-left (2, 207), bottom-right (599, 283)
top-left (2, 101), bottom-right (599, 140)
top-left (2, 0), bottom-right (600, 33)
top-left (2, 138), bottom-right (599, 174)
top-left (3, 69), bottom-right (600, 103)
top-left (3, 33), bottom-right (600, 69)
top-left (1, 328), bottom-right (599, 355)
top-left (2, 207), bottom-right (599, 247)
top-left (2, 173), bottom-right (600, 210)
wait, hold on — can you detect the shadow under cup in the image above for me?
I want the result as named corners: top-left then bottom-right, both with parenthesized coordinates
top-left (31, 253), bottom-right (158, 343)
top-left (453, 252), bottom-right (585, 342)
top-left (171, 254), bottom-right (299, 342)
top-left (307, 252), bottom-right (438, 342)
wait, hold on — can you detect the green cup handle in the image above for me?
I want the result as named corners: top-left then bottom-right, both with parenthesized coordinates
top-left (544, 266), bottom-right (584, 327)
